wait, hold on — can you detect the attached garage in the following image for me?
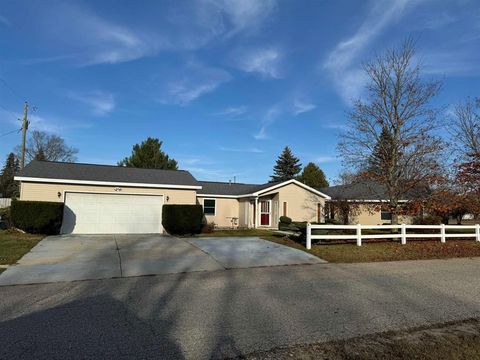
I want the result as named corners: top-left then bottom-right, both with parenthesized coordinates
top-left (61, 192), bottom-right (164, 234)
top-left (15, 160), bottom-right (202, 235)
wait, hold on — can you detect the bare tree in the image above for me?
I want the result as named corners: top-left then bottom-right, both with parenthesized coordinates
top-left (337, 39), bottom-right (445, 224)
top-left (15, 130), bottom-right (78, 163)
top-left (451, 97), bottom-right (480, 159)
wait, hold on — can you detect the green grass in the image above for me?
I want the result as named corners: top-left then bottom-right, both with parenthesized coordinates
top-left (263, 235), bottom-right (480, 263)
top-left (194, 228), bottom-right (480, 263)
top-left (194, 229), bottom-right (276, 237)
top-left (0, 230), bottom-right (43, 265)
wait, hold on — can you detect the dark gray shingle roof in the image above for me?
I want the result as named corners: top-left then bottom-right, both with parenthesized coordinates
top-left (18, 160), bottom-right (200, 187)
top-left (319, 181), bottom-right (388, 200)
top-left (320, 181), bottom-right (429, 201)
top-left (198, 181), bottom-right (279, 196)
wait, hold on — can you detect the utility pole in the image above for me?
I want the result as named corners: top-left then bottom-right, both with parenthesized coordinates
top-left (20, 102), bottom-right (29, 169)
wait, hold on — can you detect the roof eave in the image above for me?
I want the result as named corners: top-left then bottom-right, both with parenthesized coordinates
top-left (14, 176), bottom-right (202, 190)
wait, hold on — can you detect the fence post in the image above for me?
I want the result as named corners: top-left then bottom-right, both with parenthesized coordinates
top-left (401, 224), bottom-right (407, 245)
top-left (440, 223), bottom-right (446, 243)
top-left (356, 223), bottom-right (362, 247)
top-left (306, 222), bottom-right (312, 250)
top-left (476, 224), bottom-right (480, 242)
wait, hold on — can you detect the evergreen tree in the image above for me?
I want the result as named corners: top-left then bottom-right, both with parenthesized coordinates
top-left (297, 162), bottom-right (329, 188)
top-left (367, 126), bottom-right (396, 177)
top-left (0, 153), bottom-right (19, 198)
top-left (270, 146), bottom-right (302, 182)
top-left (118, 137), bottom-right (178, 170)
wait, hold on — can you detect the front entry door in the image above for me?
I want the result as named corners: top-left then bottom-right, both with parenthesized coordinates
top-left (260, 200), bottom-right (271, 226)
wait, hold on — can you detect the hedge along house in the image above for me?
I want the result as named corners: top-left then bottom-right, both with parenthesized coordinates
top-left (15, 160), bottom-right (331, 234)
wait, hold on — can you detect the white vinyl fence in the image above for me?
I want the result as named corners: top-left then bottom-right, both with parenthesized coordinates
top-left (0, 198), bottom-right (11, 209)
top-left (306, 223), bottom-right (480, 249)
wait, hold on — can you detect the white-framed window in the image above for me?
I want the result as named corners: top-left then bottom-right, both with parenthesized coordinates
top-left (203, 198), bottom-right (216, 215)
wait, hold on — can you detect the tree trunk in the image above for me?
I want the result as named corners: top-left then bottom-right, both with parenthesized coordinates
top-left (391, 213), bottom-right (399, 225)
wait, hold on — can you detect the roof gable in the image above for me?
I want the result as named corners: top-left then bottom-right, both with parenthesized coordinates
top-left (198, 179), bottom-right (330, 199)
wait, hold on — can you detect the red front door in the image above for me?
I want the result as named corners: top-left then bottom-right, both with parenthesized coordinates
top-left (260, 201), bottom-right (270, 226)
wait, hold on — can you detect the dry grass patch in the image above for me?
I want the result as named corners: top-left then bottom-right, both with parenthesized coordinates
top-left (238, 318), bottom-right (480, 360)
top-left (0, 230), bottom-right (43, 265)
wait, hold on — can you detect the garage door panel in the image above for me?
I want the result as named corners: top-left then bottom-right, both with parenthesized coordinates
top-left (62, 193), bottom-right (164, 234)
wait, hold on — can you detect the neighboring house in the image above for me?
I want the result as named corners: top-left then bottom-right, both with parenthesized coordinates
top-left (320, 181), bottom-right (414, 225)
top-left (14, 160), bottom-right (330, 234)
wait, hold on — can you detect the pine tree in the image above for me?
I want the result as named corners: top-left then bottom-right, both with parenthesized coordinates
top-left (367, 126), bottom-right (396, 177)
top-left (270, 146), bottom-right (302, 182)
top-left (0, 153), bottom-right (19, 198)
top-left (297, 162), bottom-right (329, 188)
top-left (118, 137), bottom-right (178, 170)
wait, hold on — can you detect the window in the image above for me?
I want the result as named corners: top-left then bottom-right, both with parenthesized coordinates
top-left (203, 199), bottom-right (216, 215)
top-left (381, 211), bottom-right (392, 221)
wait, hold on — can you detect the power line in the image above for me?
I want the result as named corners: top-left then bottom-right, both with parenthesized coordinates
top-left (0, 77), bottom-right (24, 101)
top-left (0, 103), bottom-right (20, 122)
top-left (0, 128), bottom-right (21, 138)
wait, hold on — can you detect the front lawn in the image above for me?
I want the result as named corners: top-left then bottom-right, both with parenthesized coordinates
top-left (195, 229), bottom-right (276, 237)
top-left (0, 230), bottom-right (43, 267)
top-left (264, 236), bottom-right (480, 263)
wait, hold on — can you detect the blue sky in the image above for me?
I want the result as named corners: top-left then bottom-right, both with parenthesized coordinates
top-left (0, 0), bottom-right (479, 184)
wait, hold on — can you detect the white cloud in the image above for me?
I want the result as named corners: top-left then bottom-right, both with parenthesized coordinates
top-left (213, 106), bottom-right (247, 117)
top-left (38, 3), bottom-right (161, 66)
top-left (323, 0), bottom-right (421, 103)
top-left (293, 98), bottom-right (316, 116)
top-left (0, 108), bottom-right (91, 135)
top-left (68, 91), bottom-right (115, 116)
top-left (235, 47), bottom-right (283, 78)
top-left (254, 105), bottom-right (282, 139)
top-left (219, 146), bottom-right (263, 153)
top-left (25, 1), bottom-right (277, 66)
top-left (201, 0), bottom-right (277, 36)
top-left (314, 155), bottom-right (338, 164)
top-left (160, 62), bottom-right (232, 105)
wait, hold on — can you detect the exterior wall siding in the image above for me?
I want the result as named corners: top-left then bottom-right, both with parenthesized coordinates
top-left (20, 182), bottom-right (197, 204)
top-left (260, 183), bottom-right (326, 225)
top-left (197, 196), bottom-right (240, 228)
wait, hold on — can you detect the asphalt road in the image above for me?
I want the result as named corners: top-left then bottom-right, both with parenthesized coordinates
top-left (1, 258), bottom-right (480, 359)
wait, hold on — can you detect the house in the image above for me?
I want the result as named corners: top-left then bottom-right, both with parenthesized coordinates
top-left (320, 181), bottom-right (415, 225)
top-left (14, 160), bottom-right (330, 234)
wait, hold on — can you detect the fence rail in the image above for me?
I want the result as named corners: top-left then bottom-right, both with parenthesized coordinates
top-left (305, 223), bottom-right (480, 249)
top-left (0, 198), bottom-right (11, 209)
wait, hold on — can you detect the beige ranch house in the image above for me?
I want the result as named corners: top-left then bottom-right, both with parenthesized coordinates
top-left (15, 160), bottom-right (331, 234)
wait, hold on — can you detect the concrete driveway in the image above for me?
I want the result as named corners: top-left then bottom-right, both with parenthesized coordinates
top-left (0, 235), bottom-right (322, 285)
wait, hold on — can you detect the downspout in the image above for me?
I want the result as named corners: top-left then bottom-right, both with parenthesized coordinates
top-left (254, 197), bottom-right (258, 229)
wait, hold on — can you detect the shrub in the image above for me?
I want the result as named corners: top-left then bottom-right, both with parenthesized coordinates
top-left (413, 215), bottom-right (442, 225)
top-left (279, 216), bottom-right (292, 224)
top-left (201, 222), bottom-right (215, 234)
top-left (0, 206), bottom-right (11, 230)
top-left (11, 200), bottom-right (64, 234)
top-left (162, 204), bottom-right (204, 235)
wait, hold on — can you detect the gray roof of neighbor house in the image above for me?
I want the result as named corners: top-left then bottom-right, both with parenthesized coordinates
top-left (17, 160), bottom-right (200, 187)
top-left (198, 181), bottom-right (280, 196)
top-left (320, 181), bottom-right (428, 201)
top-left (320, 181), bottom-right (389, 200)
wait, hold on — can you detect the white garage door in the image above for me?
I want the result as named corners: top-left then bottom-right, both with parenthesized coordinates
top-left (61, 192), bottom-right (164, 234)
